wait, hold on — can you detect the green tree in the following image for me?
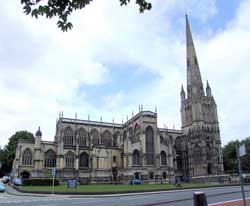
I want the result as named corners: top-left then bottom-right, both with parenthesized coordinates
top-left (223, 138), bottom-right (250, 173)
top-left (21, 0), bottom-right (152, 32)
top-left (222, 140), bottom-right (238, 173)
top-left (240, 137), bottom-right (250, 172)
top-left (0, 131), bottom-right (34, 174)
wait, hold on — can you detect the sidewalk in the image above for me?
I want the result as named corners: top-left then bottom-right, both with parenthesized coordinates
top-left (209, 198), bottom-right (250, 206)
top-left (6, 185), bottom-right (47, 197)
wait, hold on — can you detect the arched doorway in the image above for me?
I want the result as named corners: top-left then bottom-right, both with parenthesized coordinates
top-left (20, 171), bottom-right (31, 179)
top-left (207, 163), bottom-right (212, 175)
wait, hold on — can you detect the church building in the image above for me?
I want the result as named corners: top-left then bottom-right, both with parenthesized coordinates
top-left (12, 15), bottom-right (224, 184)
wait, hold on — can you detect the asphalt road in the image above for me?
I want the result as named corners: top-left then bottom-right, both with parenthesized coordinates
top-left (0, 186), bottom-right (249, 206)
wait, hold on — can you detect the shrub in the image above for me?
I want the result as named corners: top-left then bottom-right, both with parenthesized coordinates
top-left (22, 178), bottom-right (60, 186)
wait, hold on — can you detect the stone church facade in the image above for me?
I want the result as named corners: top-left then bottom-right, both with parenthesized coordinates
top-left (12, 16), bottom-right (224, 184)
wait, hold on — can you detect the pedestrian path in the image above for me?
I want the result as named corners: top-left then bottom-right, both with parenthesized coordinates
top-left (209, 198), bottom-right (250, 206)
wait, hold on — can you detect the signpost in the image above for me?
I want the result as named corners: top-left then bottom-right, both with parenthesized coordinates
top-left (51, 168), bottom-right (56, 195)
top-left (236, 144), bottom-right (246, 206)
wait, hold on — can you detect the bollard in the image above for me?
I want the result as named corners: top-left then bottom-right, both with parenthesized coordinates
top-left (193, 192), bottom-right (208, 206)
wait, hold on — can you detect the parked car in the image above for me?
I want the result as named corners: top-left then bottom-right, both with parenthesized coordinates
top-left (2, 176), bottom-right (10, 184)
top-left (130, 178), bottom-right (142, 185)
top-left (12, 178), bottom-right (22, 186)
top-left (0, 183), bottom-right (5, 192)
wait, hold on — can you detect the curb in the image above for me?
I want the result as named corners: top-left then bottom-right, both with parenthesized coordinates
top-left (12, 184), bottom-right (246, 196)
top-left (7, 184), bottom-right (250, 199)
top-left (6, 185), bottom-right (46, 197)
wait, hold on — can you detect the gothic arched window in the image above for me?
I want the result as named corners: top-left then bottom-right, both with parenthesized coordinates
top-left (131, 124), bottom-right (140, 143)
top-left (101, 130), bottom-right (112, 146)
top-left (79, 152), bottom-right (89, 168)
top-left (193, 144), bottom-right (202, 163)
top-left (175, 137), bottom-right (182, 153)
top-left (161, 151), bottom-right (167, 166)
top-left (145, 126), bottom-right (154, 165)
top-left (206, 144), bottom-right (212, 161)
top-left (132, 150), bottom-right (140, 165)
top-left (65, 151), bottom-right (75, 168)
top-left (78, 128), bottom-right (87, 147)
top-left (22, 148), bottom-right (33, 166)
top-left (134, 124), bottom-right (140, 133)
top-left (91, 129), bottom-right (99, 145)
top-left (64, 126), bottom-right (74, 146)
top-left (128, 127), bottom-right (133, 142)
top-left (176, 155), bottom-right (182, 169)
top-left (44, 150), bottom-right (56, 168)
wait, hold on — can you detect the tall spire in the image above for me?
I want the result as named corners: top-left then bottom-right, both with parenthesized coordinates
top-left (186, 14), bottom-right (204, 98)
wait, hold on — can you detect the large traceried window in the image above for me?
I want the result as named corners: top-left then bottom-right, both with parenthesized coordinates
top-left (131, 124), bottom-right (140, 143)
top-left (193, 144), bottom-right (202, 163)
top-left (44, 150), bottom-right (56, 168)
top-left (63, 127), bottom-right (74, 146)
top-left (91, 129), bottom-right (99, 145)
top-left (132, 150), bottom-right (140, 165)
top-left (22, 148), bottom-right (33, 166)
top-left (101, 130), bottom-right (112, 146)
top-left (65, 151), bottom-right (75, 168)
top-left (78, 128), bottom-right (87, 147)
top-left (145, 126), bottom-right (155, 165)
top-left (160, 151), bottom-right (167, 166)
top-left (79, 152), bottom-right (89, 168)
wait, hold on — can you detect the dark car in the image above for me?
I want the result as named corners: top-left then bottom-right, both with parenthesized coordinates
top-left (130, 178), bottom-right (142, 185)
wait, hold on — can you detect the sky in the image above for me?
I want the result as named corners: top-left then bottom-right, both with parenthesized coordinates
top-left (0, 0), bottom-right (250, 147)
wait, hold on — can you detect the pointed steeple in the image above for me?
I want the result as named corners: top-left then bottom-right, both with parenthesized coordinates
top-left (206, 80), bottom-right (212, 97)
top-left (181, 84), bottom-right (186, 101)
top-left (186, 14), bottom-right (204, 98)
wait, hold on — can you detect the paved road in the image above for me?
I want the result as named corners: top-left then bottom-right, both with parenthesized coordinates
top-left (0, 186), bottom-right (249, 206)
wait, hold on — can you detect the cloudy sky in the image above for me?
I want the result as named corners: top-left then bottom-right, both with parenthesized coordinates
top-left (0, 0), bottom-right (250, 147)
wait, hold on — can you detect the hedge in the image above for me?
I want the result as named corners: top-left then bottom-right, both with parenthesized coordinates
top-left (22, 178), bottom-right (60, 186)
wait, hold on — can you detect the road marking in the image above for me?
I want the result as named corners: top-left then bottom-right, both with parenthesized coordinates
top-left (209, 197), bottom-right (250, 206)
top-left (71, 200), bottom-right (103, 205)
top-left (38, 204), bottom-right (59, 206)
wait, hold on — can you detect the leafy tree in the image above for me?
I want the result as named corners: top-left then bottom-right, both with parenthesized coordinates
top-left (222, 140), bottom-right (238, 173)
top-left (223, 138), bottom-right (250, 173)
top-left (21, 0), bottom-right (152, 32)
top-left (0, 131), bottom-right (34, 174)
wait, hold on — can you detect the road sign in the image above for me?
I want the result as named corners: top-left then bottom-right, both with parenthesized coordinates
top-left (239, 144), bottom-right (246, 157)
top-left (236, 145), bottom-right (246, 206)
top-left (67, 179), bottom-right (77, 188)
top-left (51, 168), bottom-right (56, 177)
top-left (51, 168), bottom-right (56, 195)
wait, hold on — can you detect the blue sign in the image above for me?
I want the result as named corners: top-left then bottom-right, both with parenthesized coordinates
top-left (67, 180), bottom-right (77, 188)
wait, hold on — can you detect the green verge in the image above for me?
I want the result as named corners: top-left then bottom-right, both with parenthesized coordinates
top-left (21, 182), bottom-right (222, 193)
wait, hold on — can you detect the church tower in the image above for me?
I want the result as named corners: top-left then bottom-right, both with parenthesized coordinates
top-left (180, 15), bottom-right (224, 177)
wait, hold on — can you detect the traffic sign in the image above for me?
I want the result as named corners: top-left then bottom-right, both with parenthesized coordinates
top-left (239, 144), bottom-right (246, 157)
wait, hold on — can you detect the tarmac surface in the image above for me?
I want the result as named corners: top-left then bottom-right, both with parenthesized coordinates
top-left (0, 185), bottom-right (249, 206)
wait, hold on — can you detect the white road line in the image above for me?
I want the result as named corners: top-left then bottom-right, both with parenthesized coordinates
top-left (209, 197), bottom-right (250, 206)
top-left (71, 199), bottom-right (106, 204)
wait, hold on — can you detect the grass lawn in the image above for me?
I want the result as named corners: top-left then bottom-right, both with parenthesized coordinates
top-left (21, 182), bottom-right (222, 193)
